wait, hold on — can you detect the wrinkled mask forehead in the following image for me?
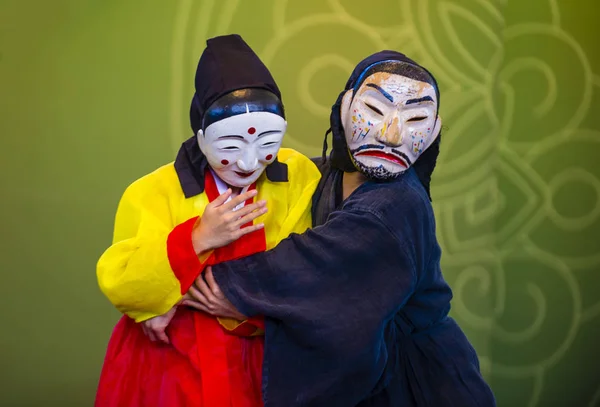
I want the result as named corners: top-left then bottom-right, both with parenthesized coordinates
top-left (354, 72), bottom-right (438, 108)
top-left (352, 60), bottom-right (439, 108)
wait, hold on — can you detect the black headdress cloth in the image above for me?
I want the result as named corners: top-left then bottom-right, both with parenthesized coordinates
top-left (312, 51), bottom-right (442, 226)
top-left (174, 34), bottom-right (288, 198)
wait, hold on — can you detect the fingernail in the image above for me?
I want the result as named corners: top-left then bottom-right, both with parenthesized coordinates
top-left (258, 200), bottom-right (267, 205)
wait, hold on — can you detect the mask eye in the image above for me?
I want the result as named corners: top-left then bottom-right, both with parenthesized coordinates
top-left (364, 102), bottom-right (383, 116)
top-left (261, 142), bottom-right (278, 147)
top-left (221, 146), bottom-right (240, 150)
top-left (407, 116), bottom-right (428, 122)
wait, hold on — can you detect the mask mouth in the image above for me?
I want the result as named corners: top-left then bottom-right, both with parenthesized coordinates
top-left (234, 170), bottom-right (256, 178)
top-left (354, 150), bottom-right (408, 168)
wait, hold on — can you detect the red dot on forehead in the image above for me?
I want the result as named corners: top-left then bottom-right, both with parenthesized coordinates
top-left (248, 127), bottom-right (256, 135)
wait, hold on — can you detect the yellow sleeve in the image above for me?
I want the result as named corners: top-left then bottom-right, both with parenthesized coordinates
top-left (97, 168), bottom-right (194, 322)
top-left (275, 149), bottom-right (322, 240)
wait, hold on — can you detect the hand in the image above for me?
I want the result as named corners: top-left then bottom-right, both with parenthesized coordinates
top-left (140, 306), bottom-right (178, 345)
top-left (192, 189), bottom-right (267, 254)
top-left (182, 267), bottom-right (246, 320)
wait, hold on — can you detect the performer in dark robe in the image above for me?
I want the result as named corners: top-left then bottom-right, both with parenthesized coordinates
top-left (190, 51), bottom-right (497, 406)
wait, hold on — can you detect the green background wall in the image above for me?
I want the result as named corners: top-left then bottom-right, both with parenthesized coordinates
top-left (1, 0), bottom-right (599, 405)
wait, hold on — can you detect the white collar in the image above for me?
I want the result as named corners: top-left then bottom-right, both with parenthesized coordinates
top-left (209, 168), bottom-right (252, 211)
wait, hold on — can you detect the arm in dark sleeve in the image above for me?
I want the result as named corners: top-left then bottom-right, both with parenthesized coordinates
top-left (212, 198), bottom-right (430, 406)
top-left (214, 207), bottom-right (417, 330)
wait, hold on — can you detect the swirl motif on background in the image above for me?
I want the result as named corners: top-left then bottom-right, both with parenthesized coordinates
top-left (168, 1), bottom-right (600, 405)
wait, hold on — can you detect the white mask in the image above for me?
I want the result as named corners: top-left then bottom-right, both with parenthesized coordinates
top-left (197, 110), bottom-right (286, 187)
top-left (340, 71), bottom-right (442, 179)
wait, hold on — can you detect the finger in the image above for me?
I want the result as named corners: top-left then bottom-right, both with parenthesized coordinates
top-left (144, 326), bottom-right (157, 342)
top-left (156, 328), bottom-right (170, 345)
top-left (220, 189), bottom-right (258, 211)
top-left (227, 200), bottom-right (266, 220)
top-left (187, 284), bottom-right (210, 305)
top-left (209, 189), bottom-right (233, 208)
top-left (204, 268), bottom-right (222, 297)
top-left (234, 223), bottom-right (265, 238)
top-left (184, 299), bottom-right (236, 318)
top-left (219, 306), bottom-right (247, 320)
top-left (182, 300), bottom-right (213, 314)
top-left (231, 311), bottom-right (248, 320)
top-left (233, 207), bottom-right (268, 228)
top-left (215, 302), bottom-right (245, 319)
top-left (196, 273), bottom-right (219, 305)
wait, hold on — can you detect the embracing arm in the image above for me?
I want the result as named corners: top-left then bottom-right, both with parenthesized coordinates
top-left (210, 199), bottom-right (431, 406)
top-left (212, 202), bottom-right (428, 346)
top-left (210, 186), bottom-right (433, 405)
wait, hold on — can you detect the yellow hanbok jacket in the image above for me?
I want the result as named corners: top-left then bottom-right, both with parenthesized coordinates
top-left (97, 144), bottom-right (320, 327)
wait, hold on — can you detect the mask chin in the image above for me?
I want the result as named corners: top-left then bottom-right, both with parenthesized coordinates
top-left (213, 166), bottom-right (265, 188)
top-left (350, 154), bottom-right (407, 180)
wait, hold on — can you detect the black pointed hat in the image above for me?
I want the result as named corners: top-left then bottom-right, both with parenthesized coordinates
top-left (189, 34), bottom-right (282, 134)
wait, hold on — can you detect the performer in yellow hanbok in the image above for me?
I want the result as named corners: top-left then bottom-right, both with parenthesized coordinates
top-left (94, 34), bottom-right (320, 407)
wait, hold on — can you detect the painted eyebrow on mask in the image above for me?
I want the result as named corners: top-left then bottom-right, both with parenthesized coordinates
top-left (405, 96), bottom-right (434, 105)
top-left (365, 83), bottom-right (394, 103)
top-left (217, 135), bottom-right (245, 140)
top-left (257, 130), bottom-right (281, 138)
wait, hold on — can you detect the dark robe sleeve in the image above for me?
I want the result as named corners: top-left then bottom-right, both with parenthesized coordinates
top-left (212, 194), bottom-right (431, 406)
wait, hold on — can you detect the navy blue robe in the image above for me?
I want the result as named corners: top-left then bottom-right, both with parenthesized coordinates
top-left (212, 168), bottom-right (496, 407)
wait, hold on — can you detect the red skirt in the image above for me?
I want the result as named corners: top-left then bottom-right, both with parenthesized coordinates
top-left (95, 307), bottom-right (264, 407)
